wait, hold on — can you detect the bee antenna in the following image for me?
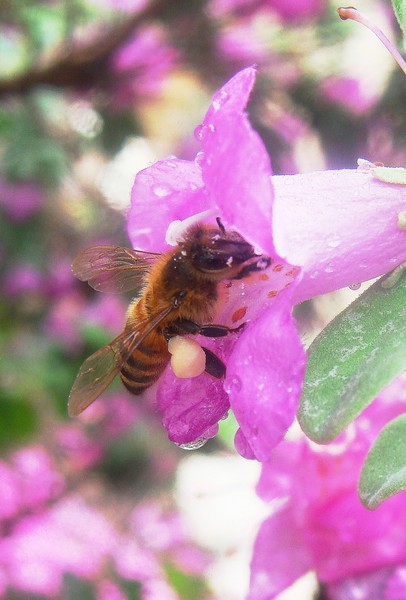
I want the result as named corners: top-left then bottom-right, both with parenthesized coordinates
top-left (216, 217), bottom-right (226, 234)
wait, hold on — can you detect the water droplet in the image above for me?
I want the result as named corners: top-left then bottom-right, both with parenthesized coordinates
top-left (194, 151), bottom-right (205, 169)
top-left (349, 282), bottom-right (361, 291)
top-left (152, 184), bottom-right (171, 197)
top-left (325, 264), bottom-right (334, 273)
top-left (327, 237), bottom-right (342, 248)
top-left (166, 160), bottom-right (178, 169)
top-left (227, 375), bottom-right (242, 393)
top-left (194, 124), bottom-right (204, 142)
top-left (359, 260), bottom-right (368, 268)
top-left (212, 90), bottom-right (229, 111)
top-left (193, 123), bottom-right (216, 143)
top-left (177, 437), bottom-right (208, 451)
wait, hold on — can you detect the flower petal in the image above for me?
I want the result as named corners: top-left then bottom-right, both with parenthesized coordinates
top-left (226, 285), bottom-right (306, 461)
top-left (156, 369), bottom-right (229, 445)
top-left (204, 65), bottom-right (257, 120)
top-left (249, 507), bottom-right (312, 600)
top-left (272, 169), bottom-right (406, 303)
top-left (200, 69), bottom-right (277, 256)
top-left (127, 159), bottom-right (210, 252)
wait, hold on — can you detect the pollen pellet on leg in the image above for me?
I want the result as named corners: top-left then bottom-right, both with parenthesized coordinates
top-left (168, 336), bottom-right (206, 378)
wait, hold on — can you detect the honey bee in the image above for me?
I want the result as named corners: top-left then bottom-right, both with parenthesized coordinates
top-left (68, 219), bottom-right (271, 417)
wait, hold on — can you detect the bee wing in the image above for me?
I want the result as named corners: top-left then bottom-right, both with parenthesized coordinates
top-left (68, 304), bottom-right (174, 416)
top-left (72, 245), bottom-right (161, 293)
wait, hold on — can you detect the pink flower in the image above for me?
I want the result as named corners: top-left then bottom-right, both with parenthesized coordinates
top-left (321, 76), bottom-right (379, 115)
top-left (0, 178), bottom-right (44, 222)
top-left (2, 263), bottom-right (44, 298)
top-left (209, 0), bottom-right (325, 21)
top-left (249, 376), bottom-right (406, 598)
top-left (0, 496), bottom-right (117, 597)
top-left (127, 67), bottom-right (406, 459)
top-left (11, 446), bottom-right (64, 509)
top-left (265, 0), bottom-right (326, 21)
top-left (109, 25), bottom-right (178, 107)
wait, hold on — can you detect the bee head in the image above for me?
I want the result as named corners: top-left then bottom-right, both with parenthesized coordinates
top-left (180, 223), bottom-right (256, 277)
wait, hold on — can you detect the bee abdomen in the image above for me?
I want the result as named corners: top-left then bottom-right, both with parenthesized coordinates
top-left (120, 342), bottom-right (169, 395)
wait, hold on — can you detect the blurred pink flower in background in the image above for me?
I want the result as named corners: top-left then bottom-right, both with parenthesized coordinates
top-left (0, 437), bottom-right (209, 598)
top-left (0, 178), bottom-right (44, 222)
top-left (209, 0), bottom-right (326, 20)
top-left (109, 25), bottom-right (178, 107)
top-left (321, 76), bottom-right (379, 115)
top-left (249, 375), bottom-right (406, 599)
top-left (266, 0), bottom-right (326, 21)
top-left (2, 263), bottom-right (44, 298)
top-left (44, 289), bottom-right (127, 351)
top-left (127, 66), bottom-right (406, 458)
top-left (0, 497), bottom-right (117, 597)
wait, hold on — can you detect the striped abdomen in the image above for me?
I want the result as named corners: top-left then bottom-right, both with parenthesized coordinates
top-left (120, 299), bottom-right (170, 395)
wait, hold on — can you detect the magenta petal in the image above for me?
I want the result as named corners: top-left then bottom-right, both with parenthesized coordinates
top-left (204, 66), bottom-right (257, 121)
top-left (156, 369), bottom-right (229, 445)
top-left (201, 113), bottom-right (276, 256)
top-left (234, 428), bottom-right (256, 459)
top-left (127, 159), bottom-right (210, 252)
top-left (249, 507), bottom-right (312, 600)
top-left (385, 566), bottom-right (406, 600)
top-left (199, 67), bottom-right (277, 257)
top-left (273, 170), bottom-right (406, 303)
top-left (226, 286), bottom-right (306, 461)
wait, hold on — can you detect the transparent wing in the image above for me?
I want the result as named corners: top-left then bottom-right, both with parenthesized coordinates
top-left (72, 245), bottom-right (161, 293)
top-left (68, 304), bottom-right (174, 416)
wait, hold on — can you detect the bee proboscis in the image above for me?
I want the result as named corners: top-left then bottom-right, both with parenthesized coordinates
top-left (68, 220), bottom-right (271, 417)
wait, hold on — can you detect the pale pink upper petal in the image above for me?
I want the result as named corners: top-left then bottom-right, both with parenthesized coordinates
top-left (272, 170), bottom-right (406, 303)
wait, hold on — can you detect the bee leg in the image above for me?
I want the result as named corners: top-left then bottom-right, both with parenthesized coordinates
top-left (233, 255), bottom-right (272, 280)
top-left (202, 347), bottom-right (226, 378)
top-left (171, 320), bottom-right (245, 337)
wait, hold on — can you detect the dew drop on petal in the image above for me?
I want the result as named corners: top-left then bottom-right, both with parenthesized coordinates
top-left (194, 123), bottom-right (216, 143)
top-left (212, 90), bottom-right (229, 111)
top-left (177, 437), bottom-right (208, 450)
top-left (349, 282), bottom-right (361, 291)
top-left (327, 237), bottom-right (342, 248)
top-left (225, 375), bottom-right (242, 394)
top-left (152, 184), bottom-right (172, 197)
top-left (194, 124), bottom-right (204, 141)
top-left (165, 160), bottom-right (178, 169)
top-left (194, 151), bottom-right (205, 169)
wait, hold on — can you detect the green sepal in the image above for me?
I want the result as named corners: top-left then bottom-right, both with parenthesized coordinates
top-left (392, 0), bottom-right (406, 34)
top-left (372, 165), bottom-right (406, 185)
top-left (359, 414), bottom-right (406, 509)
top-left (298, 271), bottom-right (406, 443)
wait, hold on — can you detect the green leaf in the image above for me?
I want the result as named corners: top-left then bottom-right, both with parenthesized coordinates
top-left (164, 562), bottom-right (209, 600)
top-left (218, 410), bottom-right (238, 449)
top-left (63, 574), bottom-right (96, 600)
top-left (392, 0), bottom-right (406, 34)
top-left (0, 393), bottom-right (38, 449)
top-left (298, 271), bottom-right (406, 443)
top-left (359, 414), bottom-right (406, 509)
